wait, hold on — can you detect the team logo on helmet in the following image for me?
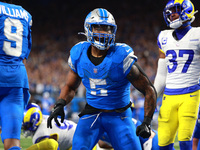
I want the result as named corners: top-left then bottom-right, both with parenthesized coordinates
top-left (22, 103), bottom-right (43, 135)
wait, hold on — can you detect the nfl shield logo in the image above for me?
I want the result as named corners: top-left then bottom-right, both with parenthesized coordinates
top-left (93, 68), bottom-right (97, 73)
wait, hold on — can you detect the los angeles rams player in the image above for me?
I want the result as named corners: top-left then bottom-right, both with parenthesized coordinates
top-left (154, 0), bottom-right (200, 149)
top-left (47, 8), bottom-right (157, 150)
top-left (0, 0), bottom-right (32, 150)
top-left (22, 103), bottom-right (77, 150)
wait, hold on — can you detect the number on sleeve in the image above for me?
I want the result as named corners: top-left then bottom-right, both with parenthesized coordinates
top-left (3, 18), bottom-right (23, 57)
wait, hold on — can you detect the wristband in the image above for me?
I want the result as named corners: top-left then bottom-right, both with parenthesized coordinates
top-left (143, 116), bottom-right (152, 126)
top-left (55, 99), bottom-right (66, 106)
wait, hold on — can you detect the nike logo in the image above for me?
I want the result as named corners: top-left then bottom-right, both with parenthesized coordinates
top-left (126, 49), bottom-right (131, 53)
top-left (190, 95), bottom-right (196, 97)
top-left (190, 39), bottom-right (199, 41)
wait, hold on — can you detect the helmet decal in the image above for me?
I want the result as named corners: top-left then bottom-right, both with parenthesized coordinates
top-left (23, 103), bottom-right (42, 133)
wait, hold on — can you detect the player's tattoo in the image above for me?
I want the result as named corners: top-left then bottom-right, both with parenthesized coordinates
top-left (127, 63), bottom-right (157, 118)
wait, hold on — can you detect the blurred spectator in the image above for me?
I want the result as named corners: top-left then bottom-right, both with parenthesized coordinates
top-left (41, 92), bottom-right (55, 115)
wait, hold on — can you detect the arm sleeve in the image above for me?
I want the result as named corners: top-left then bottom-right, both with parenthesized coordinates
top-left (154, 58), bottom-right (167, 97)
top-left (123, 51), bottom-right (137, 76)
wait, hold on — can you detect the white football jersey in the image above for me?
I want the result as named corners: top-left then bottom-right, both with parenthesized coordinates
top-left (33, 115), bottom-right (77, 150)
top-left (158, 27), bottom-right (200, 94)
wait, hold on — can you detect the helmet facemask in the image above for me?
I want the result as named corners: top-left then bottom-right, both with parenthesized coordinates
top-left (86, 24), bottom-right (116, 50)
top-left (164, 4), bottom-right (183, 28)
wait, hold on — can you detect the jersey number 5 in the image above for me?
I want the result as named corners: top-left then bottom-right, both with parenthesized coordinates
top-left (89, 78), bottom-right (108, 96)
top-left (166, 50), bottom-right (194, 73)
top-left (3, 18), bottom-right (23, 57)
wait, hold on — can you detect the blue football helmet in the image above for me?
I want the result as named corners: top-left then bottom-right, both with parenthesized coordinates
top-left (163, 0), bottom-right (198, 28)
top-left (83, 8), bottom-right (117, 50)
top-left (22, 103), bottom-right (43, 137)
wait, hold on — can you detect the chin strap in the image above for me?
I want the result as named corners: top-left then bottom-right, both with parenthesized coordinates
top-left (169, 18), bottom-right (183, 29)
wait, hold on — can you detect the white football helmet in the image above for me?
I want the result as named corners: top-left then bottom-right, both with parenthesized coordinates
top-left (83, 8), bottom-right (117, 50)
top-left (163, 0), bottom-right (198, 29)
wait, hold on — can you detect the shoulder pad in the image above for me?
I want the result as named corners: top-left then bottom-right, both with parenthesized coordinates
top-left (112, 43), bottom-right (137, 63)
top-left (158, 29), bottom-right (173, 39)
top-left (158, 30), bottom-right (173, 47)
top-left (70, 41), bottom-right (90, 61)
top-left (69, 41), bottom-right (90, 72)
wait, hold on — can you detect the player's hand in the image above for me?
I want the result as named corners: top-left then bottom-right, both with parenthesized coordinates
top-left (47, 99), bottom-right (66, 129)
top-left (136, 116), bottom-right (151, 138)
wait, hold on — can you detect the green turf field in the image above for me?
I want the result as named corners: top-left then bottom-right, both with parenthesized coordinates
top-left (0, 134), bottom-right (181, 150)
top-left (0, 135), bottom-right (32, 150)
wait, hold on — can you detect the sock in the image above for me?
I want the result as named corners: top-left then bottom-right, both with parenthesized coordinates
top-left (8, 146), bottom-right (21, 150)
top-left (159, 143), bottom-right (175, 150)
top-left (179, 141), bottom-right (192, 150)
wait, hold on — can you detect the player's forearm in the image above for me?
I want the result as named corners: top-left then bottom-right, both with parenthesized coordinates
top-left (58, 85), bottom-right (76, 105)
top-left (144, 86), bottom-right (157, 118)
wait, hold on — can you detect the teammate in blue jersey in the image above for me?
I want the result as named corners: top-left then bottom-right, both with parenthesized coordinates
top-left (47, 8), bottom-right (157, 150)
top-left (154, 0), bottom-right (200, 150)
top-left (0, 0), bottom-right (32, 150)
top-left (192, 105), bottom-right (200, 150)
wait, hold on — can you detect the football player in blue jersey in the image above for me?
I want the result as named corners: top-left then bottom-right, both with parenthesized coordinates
top-left (47, 8), bottom-right (157, 150)
top-left (0, 0), bottom-right (32, 150)
top-left (98, 118), bottom-right (159, 150)
top-left (154, 0), bottom-right (200, 150)
top-left (192, 106), bottom-right (200, 150)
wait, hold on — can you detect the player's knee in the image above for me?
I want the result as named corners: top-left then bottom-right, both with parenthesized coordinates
top-left (45, 139), bottom-right (59, 150)
top-left (178, 131), bottom-right (193, 141)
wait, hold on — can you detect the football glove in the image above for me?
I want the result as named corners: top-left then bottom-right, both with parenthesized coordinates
top-left (136, 116), bottom-right (151, 138)
top-left (47, 99), bottom-right (66, 129)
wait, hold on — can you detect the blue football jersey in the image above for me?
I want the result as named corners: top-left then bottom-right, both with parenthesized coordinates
top-left (0, 2), bottom-right (32, 64)
top-left (68, 41), bottom-right (137, 110)
top-left (0, 2), bottom-right (32, 88)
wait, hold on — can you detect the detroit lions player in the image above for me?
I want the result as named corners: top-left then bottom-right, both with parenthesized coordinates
top-left (99, 118), bottom-right (159, 150)
top-left (47, 8), bottom-right (157, 150)
top-left (192, 105), bottom-right (200, 150)
top-left (22, 103), bottom-right (77, 150)
top-left (0, 0), bottom-right (32, 150)
top-left (154, 0), bottom-right (200, 149)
